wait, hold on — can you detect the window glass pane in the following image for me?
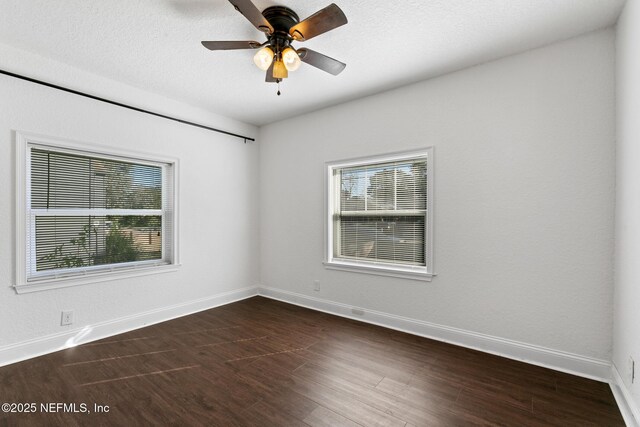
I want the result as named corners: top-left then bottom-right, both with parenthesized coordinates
top-left (338, 216), bottom-right (425, 266)
top-left (340, 160), bottom-right (427, 213)
top-left (396, 162), bottom-right (427, 210)
top-left (35, 215), bottom-right (162, 271)
top-left (334, 156), bottom-right (428, 269)
top-left (340, 169), bottom-right (367, 211)
top-left (31, 149), bottom-right (162, 210)
top-left (366, 165), bottom-right (395, 211)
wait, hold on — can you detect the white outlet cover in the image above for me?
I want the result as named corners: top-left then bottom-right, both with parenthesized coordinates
top-left (61, 310), bottom-right (74, 326)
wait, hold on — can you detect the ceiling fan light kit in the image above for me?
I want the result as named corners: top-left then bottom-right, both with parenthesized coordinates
top-left (272, 59), bottom-right (288, 79)
top-left (202, 1), bottom-right (348, 95)
top-left (253, 46), bottom-right (274, 71)
top-left (282, 47), bottom-right (301, 72)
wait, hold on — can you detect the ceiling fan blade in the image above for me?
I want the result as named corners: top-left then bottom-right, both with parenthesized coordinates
top-left (298, 48), bottom-right (346, 75)
top-left (201, 40), bottom-right (262, 50)
top-left (265, 62), bottom-right (277, 83)
top-left (228, 0), bottom-right (273, 34)
top-left (289, 3), bottom-right (347, 41)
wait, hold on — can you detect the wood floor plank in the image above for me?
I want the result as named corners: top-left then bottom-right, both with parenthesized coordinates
top-left (304, 406), bottom-right (363, 427)
top-left (532, 393), bottom-right (626, 426)
top-left (288, 375), bottom-right (408, 427)
top-left (240, 400), bottom-right (311, 427)
top-left (0, 297), bottom-right (625, 426)
top-left (295, 359), bottom-right (384, 389)
top-left (450, 388), bottom-right (552, 427)
top-left (306, 341), bottom-right (423, 385)
top-left (298, 350), bottom-right (386, 387)
top-left (292, 362), bottom-right (402, 415)
top-left (246, 386), bottom-right (321, 423)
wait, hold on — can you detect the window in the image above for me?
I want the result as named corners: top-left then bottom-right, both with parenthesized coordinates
top-left (15, 133), bottom-right (179, 293)
top-left (325, 148), bottom-right (434, 280)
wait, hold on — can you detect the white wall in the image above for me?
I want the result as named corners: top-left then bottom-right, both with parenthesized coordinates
top-left (614, 0), bottom-right (640, 417)
top-left (259, 30), bottom-right (615, 362)
top-left (0, 46), bottom-right (259, 357)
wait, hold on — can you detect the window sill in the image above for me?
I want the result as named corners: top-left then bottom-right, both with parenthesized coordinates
top-left (14, 263), bottom-right (181, 294)
top-left (323, 260), bottom-right (434, 281)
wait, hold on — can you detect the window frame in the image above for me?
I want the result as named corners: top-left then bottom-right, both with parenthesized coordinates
top-left (15, 132), bottom-right (180, 294)
top-left (324, 148), bottom-right (435, 281)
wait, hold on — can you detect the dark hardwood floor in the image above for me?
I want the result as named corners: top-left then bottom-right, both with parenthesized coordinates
top-left (0, 297), bottom-right (625, 426)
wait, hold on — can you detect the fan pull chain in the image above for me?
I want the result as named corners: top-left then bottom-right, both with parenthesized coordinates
top-left (277, 80), bottom-right (281, 96)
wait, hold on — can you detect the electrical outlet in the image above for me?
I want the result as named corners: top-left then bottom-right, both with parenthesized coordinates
top-left (630, 356), bottom-right (635, 384)
top-left (61, 310), bottom-right (74, 326)
top-left (313, 280), bottom-right (320, 291)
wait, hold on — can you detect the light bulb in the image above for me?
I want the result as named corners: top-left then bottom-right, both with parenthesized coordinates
top-left (272, 59), bottom-right (288, 79)
top-left (282, 47), bottom-right (301, 72)
top-left (253, 47), bottom-right (274, 71)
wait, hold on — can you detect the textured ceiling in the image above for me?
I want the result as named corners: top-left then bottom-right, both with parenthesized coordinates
top-left (0, 0), bottom-right (626, 126)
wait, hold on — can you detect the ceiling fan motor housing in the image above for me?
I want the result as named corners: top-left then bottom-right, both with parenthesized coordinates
top-left (262, 6), bottom-right (299, 51)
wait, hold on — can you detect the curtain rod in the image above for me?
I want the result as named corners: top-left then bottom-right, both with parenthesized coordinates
top-left (0, 69), bottom-right (255, 142)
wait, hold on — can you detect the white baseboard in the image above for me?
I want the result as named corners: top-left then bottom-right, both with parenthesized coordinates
top-left (258, 286), bottom-right (612, 382)
top-left (0, 286), bottom-right (258, 368)
top-left (611, 364), bottom-right (640, 427)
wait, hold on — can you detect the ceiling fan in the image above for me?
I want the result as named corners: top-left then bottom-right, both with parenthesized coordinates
top-left (201, 0), bottom-right (348, 95)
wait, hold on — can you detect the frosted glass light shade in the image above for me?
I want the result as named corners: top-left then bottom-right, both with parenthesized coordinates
top-left (253, 47), bottom-right (274, 71)
top-left (272, 59), bottom-right (288, 79)
top-left (282, 47), bottom-right (301, 71)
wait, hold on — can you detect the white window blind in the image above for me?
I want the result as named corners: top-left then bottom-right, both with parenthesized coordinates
top-left (326, 149), bottom-right (433, 279)
top-left (26, 145), bottom-right (174, 281)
